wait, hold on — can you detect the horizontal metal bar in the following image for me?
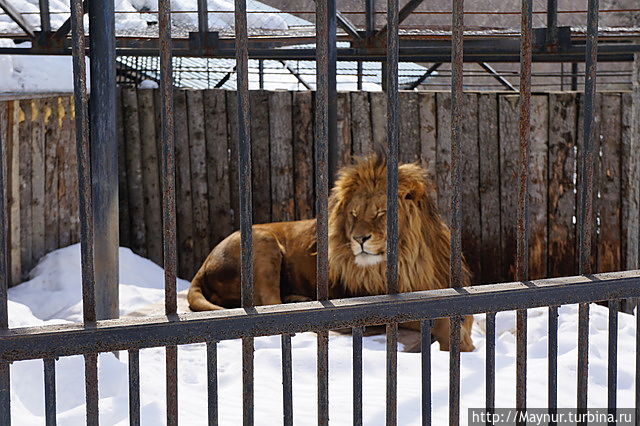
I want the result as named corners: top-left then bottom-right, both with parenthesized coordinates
top-left (1, 272), bottom-right (639, 362)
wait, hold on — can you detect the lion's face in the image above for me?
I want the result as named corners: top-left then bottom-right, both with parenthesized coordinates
top-left (343, 193), bottom-right (387, 266)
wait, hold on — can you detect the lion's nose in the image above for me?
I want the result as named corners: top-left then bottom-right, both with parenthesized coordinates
top-left (353, 235), bottom-right (371, 246)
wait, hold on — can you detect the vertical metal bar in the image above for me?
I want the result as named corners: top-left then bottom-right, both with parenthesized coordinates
top-left (207, 341), bottom-right (218, 426)
top-left (571, 62), bottom-right (578, 91)
top-left (89, 0), bottom-right (118, 323)
top-left (421, 320), bottom-right (432, 426)
top-left (70, 0), bottom-right (95, 324)
top-left (353, 327), bottom-right (363, 426)
top-left (84, 353), bottom-right (99, 426)
top-left (128, 350), bottom-right (140, 426)
top-left (38, 0), bottom-right (51, 33)
top-left (0, 33), bottom-right (10, 423)
top-left (365, 0), bottom-right (375, 37)
top-left (197, 0), bottom-right (208, 54)
top-left (548, 306), bottom-right (558, 420)
top-left (516, 0), bottom-right (533, 419)
top-left (485, 312), bottom-right (496, 423)
top-left (44, 359), bottom-right (56, 426)
top-left (608, 300), bottom-right (618, 420)
top-left (577, 0), bottom-right (598, 413)
top-left (315, 1), bottom-right (335, 424)
top-left (357, 61), bottom-right (363, 91)
top-left (636, 297), bottom-right (639, 424)
top-left (158, 0), bottom-right (178, 423)
top-left (386, 1), bottom-right (399, 425)
top-left (282, 334), bottom-right (293, 426)
top-left (235, 1), bottom-right (254, 425)
top-left (450, 0), bottom-right (463, 423)
top-left (545, 0), bottom-right (558, 48)
top-left (258, 60), bottom-right (264, 90)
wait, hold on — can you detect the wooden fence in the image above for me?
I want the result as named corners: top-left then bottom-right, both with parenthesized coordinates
top-left (2, 89), bottom-right (638, 290)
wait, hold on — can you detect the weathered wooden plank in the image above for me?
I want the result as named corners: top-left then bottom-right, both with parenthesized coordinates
top-left (528, 95), bottom-right (549, 280)
top-left (5, 101), bottom-right (22, 285)
top-left (116, 88), bottom-right (131, 249)
top-left (621, 92), bottom-right (639, 272)
top-left (121, 87), bottom-right (147, 258)
top-left (250, 90), bottom-right (271, 224)
top-left (369, 91), bottom-right (387, 154)
top-left (597, 93), bottom-right (622, 273)
top-left (137, 89), bottom-right (162, 265)
top-left (336, 91), bottom-right (352, 166)
top-left (418, 92), bottom-right (437, 195)
top-left (18, 99), bottom-right (32, 277)
top-left (548, 93), bottom-right (578, 278)
top-left (477, 93), bottom-right (502, 284)
top-left (399, 91), bottom-right (421, 164)
top-left (43, 98), bottom-right (59, 255)
top-left (226, 91), bottom-right (239, 230)
top-left (57, 97), bottom-right (72, 249)
top-left (67, 96), bottom-right (79, 244)
top-left (269, 91), bottom-right (295, 222)
top-left (292, 91), bottom-right (315, 220)
top-left (30, 99), bottom-right (45, 264)
top-left (460, 93), bottom-right (481, 284)
top-left (576, 92), bottom-right (601, 272)
top-left (174, 89), bottom-right (196, 278)
top-left (203, 89), bottom-right (232, 247)
top-left (435, 92), bottom-right (452, 226)
top-left (498, 95), bottom-right (520, 280)
top-left (350, 91), bottom-right (372, 157)
top-left (186, 90), bottom-right (211, 270)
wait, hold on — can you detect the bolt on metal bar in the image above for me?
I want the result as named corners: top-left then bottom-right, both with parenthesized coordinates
top-left (450, 0), bottom-right (464, 422)
top-left (421, 320), bottom-right (432, 426)
top-left (38, 0), bottom-right (51, 33)
top-left (386, 0), bottom-right (400, 424)
top-left (44, 359), bottom-right (56, 426)
top-left (315, 0), bottom-right (334, 424)
top-left (234, 1), bottom-right (255, 424)
top-left (516, 0), bottom-right (533, 418)
top-left (607, 300), bottom-right (618, 419)
top-left (70, 0), bottom-right (95, 324)
top-left (128, 350), bottom-right (140, 426)
top-left (0, 36), bottom-right (9, 425)
top-left (548, 306), bottom-right (558, 417)
top-left (353, 327), bottom-right (363, 426)
top-left (84, 353), bottom-right (99, 426)
top-left (485, 312), bottom-right (496, 422)
top-left (207, 341), bottom-right (218, 425)
top-left (282, 334), bottom-right (293, 426)
top-left (577, 0), bottom-right (598, 412)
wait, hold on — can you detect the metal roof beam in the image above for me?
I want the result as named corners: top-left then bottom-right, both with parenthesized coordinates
top-left (478, 62), bottom-right (517, 91)
top-left (0, 0), bottom-right (35, 38)
top-left (375, 0), bottom-right (424, 39)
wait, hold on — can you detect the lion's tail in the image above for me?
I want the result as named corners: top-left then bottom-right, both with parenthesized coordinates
top-left (187, 268), bottom-right (225, 312)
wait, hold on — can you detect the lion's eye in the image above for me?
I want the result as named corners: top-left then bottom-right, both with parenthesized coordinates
top-left (351, 210), bottom-right (357, 217)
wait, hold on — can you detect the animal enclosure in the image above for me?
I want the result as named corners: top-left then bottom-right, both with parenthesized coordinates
top-left (2, 90), bottom-right (638, 287)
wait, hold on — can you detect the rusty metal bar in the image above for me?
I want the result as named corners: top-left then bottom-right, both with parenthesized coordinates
top-left (636, 298), bottom-right (639, 423)
top-left (128, 350), bottom-right (140, 426)
top-left (485, 312), bottom-right (496, 422)
top-left (282, 334), bottom-right (293, 426)
top-left (234, 1), bottom-right (254, 424)
top-left (84, 353), bottom-right (99, 426)
top-left (0, 362), bottom-right (8, 425)
top-left (607, 300), bottom-right (618, 419)
top-left (317, 330), bottom-right (329, 425)
top-left (421, 320), bottom-right (432, 426)
top-left (0, 34), bottom-right (9, 422)
top-left (39, 0), bottom-right (51, 33)
top-left (450, 0), bottom-right (464, 422)
top-left (70, 0), bottom-right (95, 324)
top-left (207, 341), bottom-right (218, 425)
top-left (353, 327), bottom-right (363, 426)
top-left (516, 0), bottom-right (533, 418)
top-left (2, 273), bottom-right (640, 362)
top-left (548, 306), bottom-right (558, 418)
top-left (577, 0), bottom-right (598, 412)
top-left (166, 345), bottom-right (178, 426)
top-left (546, 0), bottom-right (558, 48)
top-left (386, 0), bottom-right (400, 423)
top-left (44, 358), bottom-right (56, 426)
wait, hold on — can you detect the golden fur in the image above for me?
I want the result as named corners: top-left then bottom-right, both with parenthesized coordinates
top-left (188, 156), bottom-right (474, 351)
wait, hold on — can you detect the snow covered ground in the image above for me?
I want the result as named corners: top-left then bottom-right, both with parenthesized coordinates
top-left (6, 244), bottom-right (638, 425)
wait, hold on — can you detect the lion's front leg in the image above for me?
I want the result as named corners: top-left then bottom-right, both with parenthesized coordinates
top-left (431, 316), bottom-right (475, 352)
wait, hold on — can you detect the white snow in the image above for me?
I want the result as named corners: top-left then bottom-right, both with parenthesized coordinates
top-left (6, 244), bottom-right (639, 424)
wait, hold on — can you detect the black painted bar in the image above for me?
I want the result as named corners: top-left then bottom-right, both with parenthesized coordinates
top-left (207, 341), bottom-right (218, 426)
top-left (282, 334), bottom-right (293, 426)
top-left (166, 345), bottom-right (178, 426)
top-left (485, 312), bottom-right (496, 425)
top-left (449, 316), bottom-right (461, 426)
top-left (353, 327), bottom-right (363, 426)
top-left (0, 33), bottom-right (9, 422)
top-left (608, 300), bottom-right (618, 421)
top-left (44, 358), bottom-right (56, 426)
top-left (84, 353), bottom-right (99, 426)
top-left (128, 350), bottom-right (140, 426)
top-left (421, 320), bottom-right (432, 426)
top-left (548, 306), bottom-right (558, 423)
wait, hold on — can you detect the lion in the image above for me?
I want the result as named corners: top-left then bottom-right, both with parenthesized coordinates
top-left (188, 156), bottom-right (474, 351)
